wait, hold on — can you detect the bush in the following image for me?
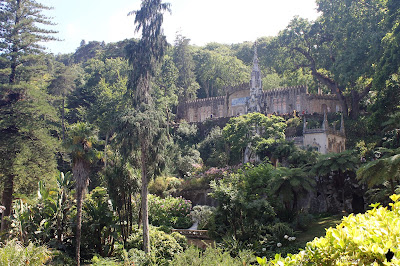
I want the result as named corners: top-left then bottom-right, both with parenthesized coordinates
top-left (260, 195), bottom-right (400, 265)
top-left (0, 239), bottom-right (51, 265)
top-left (171, 245), bottom-right (254, 266)
top-left (148, 176), bottom-right (182, 197)
top-left (190, 205), bottom-right (216, 230)
top-left (90, 255), bottom-right (120, 265)
top-left (126, 226), bottom-right (187, 265)
top-left (148, 194), bottom-right (192, 229)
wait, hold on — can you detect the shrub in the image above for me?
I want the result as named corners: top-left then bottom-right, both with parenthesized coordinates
top-left (148, 194), bottom-right (192, 229)
top-left (126, 226), bottom-right (187, 265)
top-left (171, 245), bottom-right (254, 266)
top-left (148, 176), bottom-right (182, 197)
top-left (0, 239), bottom-right (51, 265)
top-left (190, 205), bottom-right (216, 230)
top-left (259, 195), bottom-right (400, 265)
top-left (90, 255), bottom-right (120, 265)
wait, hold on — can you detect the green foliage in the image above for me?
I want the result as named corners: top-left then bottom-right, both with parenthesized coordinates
top-left (193, 48), bottom-right (249, 98)
top-left (190, 205), bottom-right (216, 230)
top-left (9, 172), bottom-right (74, 247)
top-left (168, 121), bottom-right (202, 177)
top-left (312, 150), bottom-right (359, 176)
top-left (223, 113), bottom-right (286, 163)
top-left (0, 84), bottom-right (59, 199)
top-left (357, 148), bottom-right (400, 196)
top-left (126, 226), bottom-right (187, 265)
top-left (0, 0), bottom-right (57, 84)
top-left (198, 126), bottom-right (229, 167)
top-left (0, 239), bottom-right (51, 266)
top-left (262, 195), bottom-right (400, 265)
top-left (173, 34), bottom-right (199, 101)
top-left (103, 159), bottom-right (140, 245)
top-left (270, 167), bottom-right (315, 212)
top-left (148, 194), bottom-right (192, 229)
top-left (90, 255), bottom-right (120, 266)
top-left (148, 176), bottom-right (182, 197)
top-left (66, 122), bottom-right (102, 167)
top-left (171, 245), bottom-right (254, 266)
top-left (154, 54), bottom-right (180, 112)
top-left (209, 163), bottom-right (277, 242)
top-left (81, 187), bottom-right (118, 258)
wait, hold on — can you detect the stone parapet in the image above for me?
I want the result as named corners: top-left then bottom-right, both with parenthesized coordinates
top-left (304, 127), bottom-right (345, 137)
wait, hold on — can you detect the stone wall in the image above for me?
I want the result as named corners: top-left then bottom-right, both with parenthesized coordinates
top-left (177, 85), bottom-right (342, 123)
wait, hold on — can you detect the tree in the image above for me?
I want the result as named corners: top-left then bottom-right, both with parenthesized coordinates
top-left (153, 54), bottom-right (179, 136)
top-left (223, 113), bottom-right (286, 164)
top-left (125, 0), bottom-right (171, 254)
top-left (270, 0), bottom-right (387, 118)
top-left (173, 34), bottom-right (199, 101)
top-left (104, 159), bottom-right (140, 246)
top-left (372, 0), bottom-right (400, 89)
top-left (270, 167), bottom-right (315, 212)
top-left (65, 122), bottom-right (101, 265)
top-left (209, 163), bottom-right (276, 242)
top-left (116, 108), bottom-right (169, 253)
top-left (198, 126), bottom-right (228, 167)
top-left (357, 148), bottom-right (400, 196)
top-left (0, 0), bottom-right (57, 232)
top-left (194, 48), bottom-right (249, 98)
top-left (312, 150), bottom-right (359, 211)
top-left (0, 0), bottom-right (57, 84)
top-left (48, 63), bottom-right (78, 143)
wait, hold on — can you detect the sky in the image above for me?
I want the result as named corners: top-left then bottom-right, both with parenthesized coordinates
top-left (40, 0), bottom-right (320, 55)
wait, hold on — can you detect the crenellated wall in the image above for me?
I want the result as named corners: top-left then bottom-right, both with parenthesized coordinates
top-left (177, 85), bottom-right (342, 123)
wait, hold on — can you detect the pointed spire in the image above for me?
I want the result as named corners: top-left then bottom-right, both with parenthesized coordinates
top-left (340, 112), bottom-right (345, 134)
top-left (250, 41), bottom-right (262, 90)
top-left (253, 41), bottom-right (259, 67)
top-left (322, 111), bottom-right (328, 130)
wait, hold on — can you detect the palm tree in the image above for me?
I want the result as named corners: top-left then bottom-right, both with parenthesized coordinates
top-left (270, 167), bottom-right (315, 212)
top-left (65, 122), bottom-right (101, 266)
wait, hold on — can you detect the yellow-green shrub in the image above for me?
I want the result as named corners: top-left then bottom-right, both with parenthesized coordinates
top-left (259, 195), bottom-right (400, 265)
top-left (0, 239), bottom-right (51, 265)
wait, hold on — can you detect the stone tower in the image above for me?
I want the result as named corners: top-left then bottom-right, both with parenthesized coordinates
top-left (247, 43), bottom-right (263, 113)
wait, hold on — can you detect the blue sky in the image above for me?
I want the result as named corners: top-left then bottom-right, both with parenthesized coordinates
top-left (40, 0), bottom-right (319, 54)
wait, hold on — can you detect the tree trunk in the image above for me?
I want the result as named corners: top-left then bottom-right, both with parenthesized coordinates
top-left (350, 90), bottom-right (362, 119)
top-left (75, 187), bottom-right (83, 266)
top-left (62, 97), bottom-right (66, 143)
top-left (140, 141), bottom-right (150, 254)
top-left (73, 160), bottom-right (90, 266)
top-left (1, 174), bottom-right (14, 232)
top-left (104, 132), bottom-right (109, 168)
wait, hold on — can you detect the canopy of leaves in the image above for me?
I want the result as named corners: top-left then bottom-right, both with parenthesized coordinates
top-left (223, 113), bottom-right (286, 162)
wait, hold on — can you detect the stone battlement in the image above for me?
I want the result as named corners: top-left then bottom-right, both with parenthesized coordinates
top-left (184, 96), bottom-right (225, 105)
top-left (264, 85), bottom-right (307, 94)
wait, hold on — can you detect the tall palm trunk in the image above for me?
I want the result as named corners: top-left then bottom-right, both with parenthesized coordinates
top-left (73, 160), bottom-right (90, 266)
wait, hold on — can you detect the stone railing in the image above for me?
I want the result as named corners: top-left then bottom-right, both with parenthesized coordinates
top-left (172, 229), bottom-right (210, 239)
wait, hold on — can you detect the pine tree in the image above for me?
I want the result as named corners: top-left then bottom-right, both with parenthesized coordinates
top-left (125, 0), bottom-right (170, 253)
top-left (0, 0), bottom-right (57, 232)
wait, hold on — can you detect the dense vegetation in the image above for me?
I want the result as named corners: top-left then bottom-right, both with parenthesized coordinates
top-left (0, 0), bottom-right (399, 265)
